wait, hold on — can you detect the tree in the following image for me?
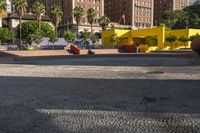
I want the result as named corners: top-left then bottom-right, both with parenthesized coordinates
top-left (64, 31), bottom-right (76, 43)
top-left (87, 8), bottom-right (96, 35)
top-left (190, 33), bottom-right (200, 41)
top-left (165, 34), bottom-right (177, 50)
top-left (51, 5), bottom-right (63, 35)
top-left (27, 31), bottom-right (43, 45)
top-left (178, 36), bottom-right (190, 48)
top-left (0, 0), bottom-right (7, 16)
top-left (91, 33), bottom-right (98, 44)
top-left (31, 1), bottom-right (45, 32)
top-left (109, 33), bottom-right (118, 48)
top-left (98, 16), bottom-right (110, 31)
top-left (13, 0), bottom-right (27, 46)
top-left (160, 10), bottom-right (177, 29)
top-left (0, 28), bottom-right (13, 44)
top-left (80, 29), bottom-right (90, 41)
top-left (145, 36), bottom-right (157, 46)
top-left (73, 6), bottom-right (84, 37)
top-left (160, 4), bottom-right (200, 29)
top-left (184, 4), bottom-right (200, 29)
top-left (80, 29), bottom-right (90, 48)
top-left (16, 21), bottom-right (54, 45)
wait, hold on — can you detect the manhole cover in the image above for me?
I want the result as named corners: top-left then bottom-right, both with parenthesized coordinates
top-left (146, 71), bottom-right (165, 74)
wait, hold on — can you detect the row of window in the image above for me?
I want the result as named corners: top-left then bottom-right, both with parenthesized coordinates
top-left (135, 22), bottom-right (151, 28)
top-left (81, 17), bottom-right (99, 24)
top-left (135, 17), bottom-right (151, 23)
top-left (76, 0), bottom-right (100, 5)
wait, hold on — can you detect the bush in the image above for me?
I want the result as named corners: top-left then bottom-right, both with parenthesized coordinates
top-left (16, 21), bottom-right (54, 45)
top-left (165, 34), bottom-right (177, 50)
top-left (0, 28), bottom-right (14, 44)
top-left (27, 31), bottom-right (43, 45)
top-left (91, 33), bottom-right (98, 44)
top-left (49, 32), bottom-right (58, 43)
top-left (64, 31), bottom-right (76, 42)
top-left (178, 36), bottom-right (190, 48)
top-left (80, 29), bottom-right (90, 41)
top-left (190, 33), bottom-right (200, 41)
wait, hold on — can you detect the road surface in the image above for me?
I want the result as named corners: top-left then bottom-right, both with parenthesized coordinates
top-left (0, 57), bottom-right (200, 133)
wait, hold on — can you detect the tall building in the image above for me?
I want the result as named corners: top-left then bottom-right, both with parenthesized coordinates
top-left (27, 0), bottom-right (104, 34)
top-left (104, 0), bottom-right (154, 29)
top-left (154, 0), bottom-right (189, 26)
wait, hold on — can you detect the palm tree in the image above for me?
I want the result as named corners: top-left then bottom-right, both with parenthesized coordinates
top-left (0, 0), bottom-right (7, 16)
top-left (51, 5), bottom-right (63, 35)
top-left (87, 8), bottom-right (96, 35)
top-left (31, 1), bottom-right (45, 32)
top-left (98, 16), bottom-right (110, 31)
top-left (73, 6), bottom-right (84, 37)
top-left (13, 0), bottom-right (27, 46)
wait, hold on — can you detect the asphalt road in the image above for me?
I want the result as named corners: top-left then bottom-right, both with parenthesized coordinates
top-left (0, 57), bottom-right (200, 133)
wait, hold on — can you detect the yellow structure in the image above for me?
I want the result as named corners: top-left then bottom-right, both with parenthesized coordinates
top-left (102, 25), bottom-right (200, 52)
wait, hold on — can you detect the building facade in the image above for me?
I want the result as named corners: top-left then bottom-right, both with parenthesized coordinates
top-left (154, 0), bottom-right (189, 26)
top-left (104, 0), bottom-right (154, 29)
top-left (27, 0), bottom-right (104, 34)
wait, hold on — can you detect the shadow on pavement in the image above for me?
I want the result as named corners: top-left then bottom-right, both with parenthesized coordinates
top-left (1, 56), bottom-right (200, 67)
top-left (0, 76), bottom-right (200, 132)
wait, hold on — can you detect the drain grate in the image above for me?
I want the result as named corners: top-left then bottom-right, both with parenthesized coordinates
top-left (146, 71), bottom-right (165, 74)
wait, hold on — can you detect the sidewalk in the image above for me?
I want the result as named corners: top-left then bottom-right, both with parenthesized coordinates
top-left (0, 49), bottom-right (198, 61)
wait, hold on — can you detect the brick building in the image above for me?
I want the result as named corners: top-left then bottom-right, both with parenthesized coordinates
top-left (27, 0), bottom-right (104, 34)
top-left (104, 0), bottom-right (154, 29)
top-left (154, 0), bottom-right (190, 26)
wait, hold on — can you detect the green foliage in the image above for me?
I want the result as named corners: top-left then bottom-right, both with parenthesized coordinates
top-left (109, 33), bottom-right (119, 45)
top-left (87, 8), bottom-right (96, 32)
top-left (13, 0), bottom-right (27, 16)
top-left (80, 29), bottom-right (90, 41)
top-left (16, 21), bottom-right (54, 44)
top-left (73, 6), bottom-right (84, 36)
top-left (49, 32), bottom-right (58, 43)
top-left (0, 0), bottom-right (7, 15)
top-left (190, 33), bottom-right (200, 41)
top-left (98, 16), bottom-right (110, 31)
top-left (160, 4), bottom-right (200, 29)
top-left (166, 34), bottom-right (177, 43)
top-left (94, 32), bottom-right (101, 39)
top-left (165, 34), bottom-right (177, 50)
top-left (73, 6), bottom-right (84, 25)
top-left (0, 28), bottom-right (14, 43)
top-left (40, 22), bottom-right (55, 37)
top-left (31, 1), bottom-right (45, 16)
top-left (27, 31), bottom-right (43, 45)
top-left (13, 0), bottom-right (28, 45)
top-left (31, 1), bottom-right (45, 31)
top-left (178, 36), bottom-right (189, 42)
top-left (178, 36), bottom-right (190, 48)
top-left (145, 36), bottom-right (157, 46)
top-left (64, 31), bottom-right (76, 42)
top-left (51, 5), bottom-right (63, 34)
top-left (91, 33), bottom-right (98, 44)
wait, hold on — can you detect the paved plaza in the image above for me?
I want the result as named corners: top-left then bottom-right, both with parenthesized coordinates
top-left (0, 57), bottom-right (200, 133)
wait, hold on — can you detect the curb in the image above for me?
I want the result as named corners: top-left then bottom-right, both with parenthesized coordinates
top-left (13, 52), bottom-right (199, 61)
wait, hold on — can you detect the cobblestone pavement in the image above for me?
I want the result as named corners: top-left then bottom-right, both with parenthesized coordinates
top-left (0, 57), bottom-right (200, 133)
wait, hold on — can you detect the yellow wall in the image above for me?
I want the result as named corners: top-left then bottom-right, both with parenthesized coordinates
top-left (102, 29), bottom-right (130, 48)
top-left (131, 26), bottom-right (165, 49)
top-left (102, 26), bottom-right (200, 51)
